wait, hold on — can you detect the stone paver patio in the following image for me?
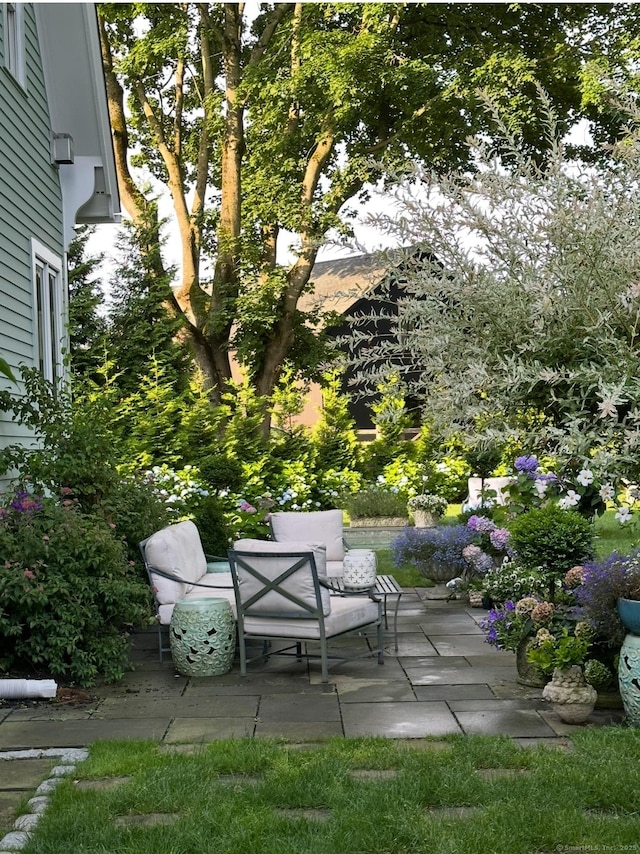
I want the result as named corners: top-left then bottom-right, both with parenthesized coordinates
top-left (0, 589), bottom-right (626, 839)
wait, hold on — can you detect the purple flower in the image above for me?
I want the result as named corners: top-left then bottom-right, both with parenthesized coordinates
top-left (514, 455), bottom-right (539, 474)
top-left (475, 552), bottom-right (495, 573)
top-left (238, 499), bottom-right (257, 514)
top-left (467, 515), bottom-right (496, 534)
top-left (489, 528), bottom-right (510, 551)
top-left (9, 491), bottom-right (43, 515)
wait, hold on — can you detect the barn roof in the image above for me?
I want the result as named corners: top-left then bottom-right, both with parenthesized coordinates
top-left (301, 252), bottom-right (388, 315)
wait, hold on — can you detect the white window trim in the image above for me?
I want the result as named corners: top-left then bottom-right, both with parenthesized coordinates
top-left (4, 2), bottom-right (26, 88)
top-left (31, 240), bottom-right (65, 384)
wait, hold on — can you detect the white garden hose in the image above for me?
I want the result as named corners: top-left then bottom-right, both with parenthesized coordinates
top-left (0, 679), bottom-right (57, 699)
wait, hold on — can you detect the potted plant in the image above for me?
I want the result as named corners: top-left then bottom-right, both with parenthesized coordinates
top-left (507, 503), bottom-right (594, 601)
top-left (407, 493), bottom-right (448, 528)
top-left (391, 524), bottom-right (475, 584)
top-left (577, 551), bottom-right (640, 725)
top-left (528, 627), bottom-right (597, 723)
top-left (480, 595), bottom-right (557, 686)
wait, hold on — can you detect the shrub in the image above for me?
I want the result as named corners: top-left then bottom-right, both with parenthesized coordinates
top-left (0, 490), bottom-right (152, 686)
top-left (344, 486), bottom-right (408, 519)
top-left (507, 504), bottom-right (594, 597)
top-left (391, 524), bottom-right (475, 576)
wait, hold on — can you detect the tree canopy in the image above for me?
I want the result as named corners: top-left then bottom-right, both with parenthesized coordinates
top-left (350, 95), bottom-right (640, 481)
top-left (98, 2), bottom-right (613, 428)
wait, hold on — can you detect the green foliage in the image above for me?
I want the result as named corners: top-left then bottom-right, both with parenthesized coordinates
top-left (508, 504), bottom-right (594, 590)
top-left (0, 491), bottom-right (151, 685)
top-left (355, 94), bottom-right (640, 483)
top-left (0, 368), bottom-right (170, 568)
top-left (0, 357), bottom-right (16, 383)
top-left (344, 487), bottom-right (407, 520)
top-left (189, 495), bottom-right (232, 557)
top-left (311, 369), bottom-right (360, 472)
top-left (0, 370), bottom-right (123, 509)
top-left (98, 1), bottom-right (608, 406)
top-left (527, 628), bottom-right (592, 675)
top-left (67, 226), bottom-right (108, 382)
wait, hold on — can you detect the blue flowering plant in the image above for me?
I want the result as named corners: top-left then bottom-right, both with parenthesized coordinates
top-left (576, 551), bottom-right (640, 647)
top-left (391, 524), bottom-right (475, 578)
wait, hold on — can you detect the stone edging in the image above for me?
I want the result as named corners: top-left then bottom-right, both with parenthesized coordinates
top-left (0, 748), bottom-right (89, 853)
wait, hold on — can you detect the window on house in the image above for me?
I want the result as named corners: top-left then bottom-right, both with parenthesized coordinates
top-left (4, 2), bottom-right (25, 86)
top-left (32, 242), bottom-right (64, 384)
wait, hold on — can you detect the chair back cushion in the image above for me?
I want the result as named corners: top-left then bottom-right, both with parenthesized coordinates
top-left (231, 539), bottom-right (331, 616)
top-left (466, 477), bottom-right (513, 507)
top-left (270, 509), bottom-right (345, 562)
top-left (143, 520), bottom-right (207, 605)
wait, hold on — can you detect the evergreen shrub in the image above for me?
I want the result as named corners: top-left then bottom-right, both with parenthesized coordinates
top-left (508, 504), bottom-right (594, 597)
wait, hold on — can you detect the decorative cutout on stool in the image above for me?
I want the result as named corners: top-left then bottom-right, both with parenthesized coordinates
top-left (169, 598), bottom-right (236, 677)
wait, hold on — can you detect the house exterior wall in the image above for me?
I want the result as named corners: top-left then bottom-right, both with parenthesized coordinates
top-left (0, 3), bottom-right (65, 460)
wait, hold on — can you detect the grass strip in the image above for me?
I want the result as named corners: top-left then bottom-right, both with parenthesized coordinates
top-left (16, 729), bottom-right (640, 854)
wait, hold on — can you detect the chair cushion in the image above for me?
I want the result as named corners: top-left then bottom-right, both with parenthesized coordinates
top-left (243, 594), bottom-right (379, 639)
top-left (466, 477), bottom-right (514, 507)
top-left (270, 510), bottom-right (345, 562)
top-left (232, 539), bottom-right (331, 616)
top-left (144, 520), bottom-right (207, 605)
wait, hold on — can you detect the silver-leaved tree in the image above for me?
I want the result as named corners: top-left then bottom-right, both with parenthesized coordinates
top-left (348, 93), bottom-right (640, 484)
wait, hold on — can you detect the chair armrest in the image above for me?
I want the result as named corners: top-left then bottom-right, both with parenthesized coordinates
top-left (145, 563), bottom-right (233, 590)
top-left (319, 576), bottom-right (380, 602)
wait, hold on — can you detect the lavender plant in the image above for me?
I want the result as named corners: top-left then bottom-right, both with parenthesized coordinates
top-left (576, 551), bottom-right (640, 646)
top-left (391, 524), bottom-right (475, 577)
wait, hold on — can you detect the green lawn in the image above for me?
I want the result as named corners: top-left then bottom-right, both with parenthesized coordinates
top-left (16, 731), bottom-right (640, 854)
top-left (594, 510), bottom-right (640, 558)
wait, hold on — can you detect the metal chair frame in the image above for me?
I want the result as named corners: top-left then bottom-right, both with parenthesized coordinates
top-left (139, 535), bottom-right (231, 661)
top-left (228, 548), bottom-right (384, 683)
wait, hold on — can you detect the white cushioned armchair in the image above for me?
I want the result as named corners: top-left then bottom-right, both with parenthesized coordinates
top-left (228, 538), bottom-right (383, 682)
top-left (140, 520), bottom-right (236, 660)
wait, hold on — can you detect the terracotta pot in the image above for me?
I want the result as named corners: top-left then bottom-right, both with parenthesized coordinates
top-left (542, 665), bottom-right (597, 724)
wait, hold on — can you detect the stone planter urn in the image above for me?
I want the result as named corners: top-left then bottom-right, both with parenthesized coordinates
top-left (542, 665), bottom-right (597, 724)
top-left (413, 509), bottom-right (440, 528)
top-left (516, 635), bottom-right (548, 688)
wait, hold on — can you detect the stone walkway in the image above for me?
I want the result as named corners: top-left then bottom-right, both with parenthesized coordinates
top-left (0, 591), bottom-right (625, 845)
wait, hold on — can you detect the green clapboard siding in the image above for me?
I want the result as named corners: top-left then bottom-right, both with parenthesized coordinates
top-left (0, 3), bottom-right (65, 475)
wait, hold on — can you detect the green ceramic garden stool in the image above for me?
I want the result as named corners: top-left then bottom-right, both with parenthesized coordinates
top-left (618, 632), bottom-right (640, 726)
top-left (170, 598), bottom-right (236, 677)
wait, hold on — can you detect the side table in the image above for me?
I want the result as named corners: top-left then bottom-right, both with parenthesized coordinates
top-left (170, 597), bottom-right (236, 677)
